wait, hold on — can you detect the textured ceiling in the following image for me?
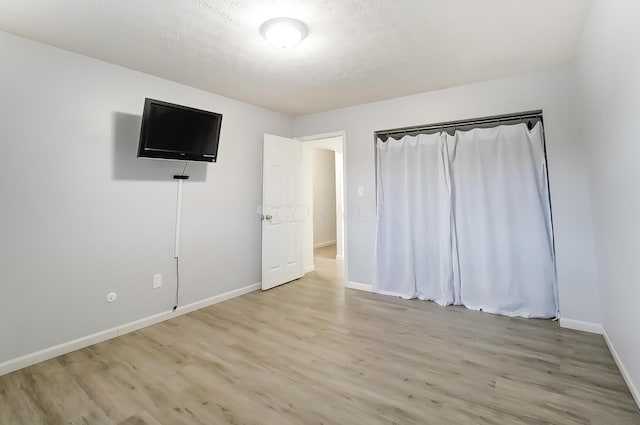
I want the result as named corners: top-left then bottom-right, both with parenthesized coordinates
top-left (0, 0), bottom-right (593, 115)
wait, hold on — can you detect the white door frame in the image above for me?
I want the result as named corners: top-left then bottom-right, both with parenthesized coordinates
top-left (297, 131), bottom-right (348, 288)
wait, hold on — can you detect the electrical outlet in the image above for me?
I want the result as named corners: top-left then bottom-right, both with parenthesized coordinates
top-left (153, 273), bottom-right (162, 289)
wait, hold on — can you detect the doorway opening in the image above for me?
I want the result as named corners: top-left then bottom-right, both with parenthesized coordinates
top-left (299, 132), bottom-right (347, 287)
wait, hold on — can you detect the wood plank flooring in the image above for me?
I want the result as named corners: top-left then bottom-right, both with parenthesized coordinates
top-left (314, 243), bottom-right (337, 259)
top-left (1, 255), bottom-right (638, 424)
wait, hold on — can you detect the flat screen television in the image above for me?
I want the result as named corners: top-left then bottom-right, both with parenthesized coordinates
top-left (137, 98), bottom-right (223, 162)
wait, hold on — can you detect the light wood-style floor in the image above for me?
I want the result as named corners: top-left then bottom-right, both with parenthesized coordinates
top-left (1, 252), bottom-right (639, 425)
top-left (314, 243), bottom-right (337, 259)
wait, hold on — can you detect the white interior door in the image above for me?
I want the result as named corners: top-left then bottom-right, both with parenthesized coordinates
top-left (262, 134), bottom-right (303, 290)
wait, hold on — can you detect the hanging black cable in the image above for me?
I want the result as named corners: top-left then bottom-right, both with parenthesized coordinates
top-left (174, 257), bottom-right (180, 311)
top-left (172, 160), bottom-right (188, 312)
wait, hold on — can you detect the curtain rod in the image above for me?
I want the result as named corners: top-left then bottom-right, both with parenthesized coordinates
top-left (375, 110), bottom-right (543, 139)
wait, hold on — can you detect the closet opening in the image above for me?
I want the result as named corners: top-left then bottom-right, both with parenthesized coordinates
top-left (373, 110), bottom-right (559, 319)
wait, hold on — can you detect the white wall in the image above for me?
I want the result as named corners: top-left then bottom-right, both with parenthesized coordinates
top-left (575, 0), bottom-right (640, 403)
top-left (0, 32), bottom-right (293, 364)
top-left (312, 149), bottom-right (337, 246)
top-left (294, 67), bottom-right (601, 324)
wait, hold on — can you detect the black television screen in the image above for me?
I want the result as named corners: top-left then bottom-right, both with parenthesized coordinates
top-left (137, 98), bottom-right (222, 162)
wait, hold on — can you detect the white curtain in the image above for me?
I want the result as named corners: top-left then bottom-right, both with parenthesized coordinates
top-left (373, 122), bottom-right (557, 319)
top-left (374, 133), bottom-right (459, 305)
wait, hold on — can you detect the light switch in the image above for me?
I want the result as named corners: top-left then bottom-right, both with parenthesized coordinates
top-left (357, 186), bottom-right (364, 197)
top-left (153, 273), bottom-right (162, 289)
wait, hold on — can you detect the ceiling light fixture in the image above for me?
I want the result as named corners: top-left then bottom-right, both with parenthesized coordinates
top-left (260, 17), bottom-right (308, 48)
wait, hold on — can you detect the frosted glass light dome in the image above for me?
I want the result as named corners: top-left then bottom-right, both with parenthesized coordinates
top-left (261, 18), bottom-right (308, 48)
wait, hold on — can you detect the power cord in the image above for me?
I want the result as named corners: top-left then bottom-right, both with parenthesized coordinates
top-left (173, 161), bottom-right (187, 312)
top-left (174, 257), bottom-right (180, 311)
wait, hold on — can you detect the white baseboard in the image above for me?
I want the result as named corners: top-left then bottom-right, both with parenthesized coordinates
top-left (303, 265), bottom-right (315, 274)
top-left (603, 327), bottom-right (640, 409)
top-left (559, 318), bottom-right (604, 334)
top-left (558, 318), bottom-right (639, 408)
top-left (314, 240), bottom-right (336, 248)
top-left (0, 282), bottom-right (261, 377)
top-left (118, 282), bottom-right (261, 336)
top-left (0, 328), bottom-right (119, 378)
top-left (346, 281), bottom-right (373, 292)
